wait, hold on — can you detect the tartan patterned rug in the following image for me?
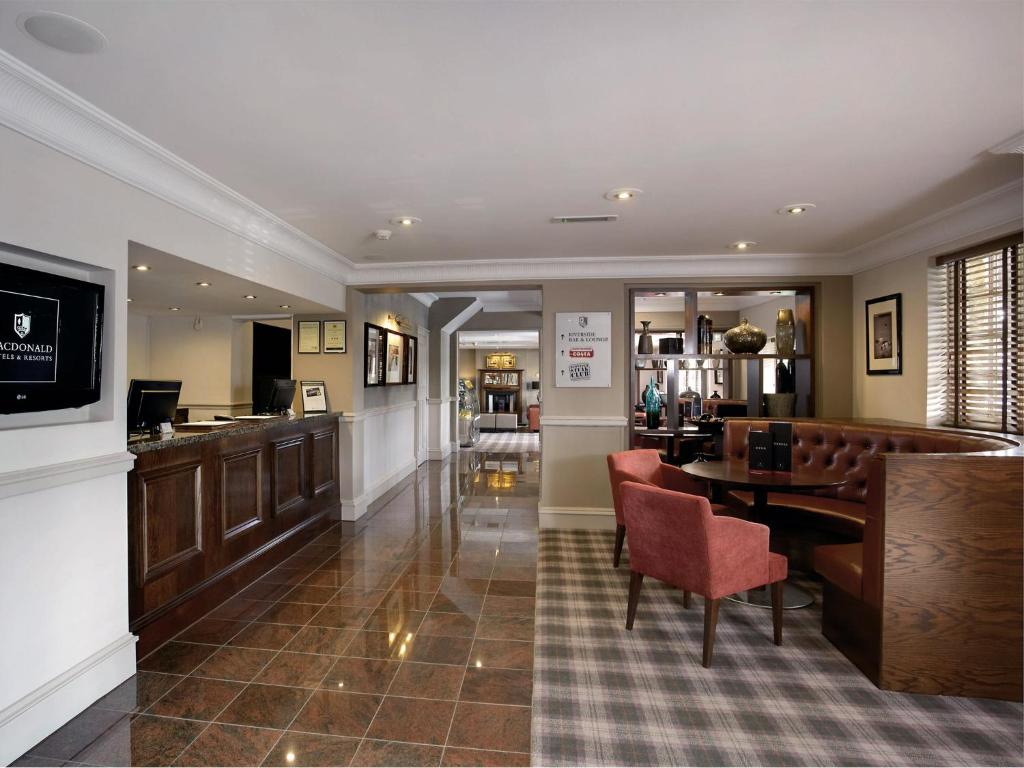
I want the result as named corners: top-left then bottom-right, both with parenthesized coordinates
top-left (474, 431), bottom-right (540, 453)
top-left (532, 529), bottom-right (1023, 767)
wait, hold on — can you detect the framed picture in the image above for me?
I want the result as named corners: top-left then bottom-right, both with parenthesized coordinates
top-left (300, 380), bottom-right (328, 414)
top-left (323, 320), bottom-right (346, 353)
top-left (365, 324), bottom-right (384, 386)
top-left (865, 293), bottom-right (902, 375)
top-left (406, 337), bottom-right (417, 384)
top-left (714, 369), bottom-right (725, 385)
top-left (386, 330), bottom-right (405, 384)
top-left (298, 321), bottom-right (321, 354)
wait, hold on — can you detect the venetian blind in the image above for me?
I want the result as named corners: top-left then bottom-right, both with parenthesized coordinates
top-left (941, 237), bottom-right (1023, 434)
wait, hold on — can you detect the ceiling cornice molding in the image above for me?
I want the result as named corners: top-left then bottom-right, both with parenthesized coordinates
top-left (844, 179), bottom-right (1023, 274)
top-left (0, 50), bottom-right (353, 283)
top-left (408, 292), bottom-right (439, 307)
top-left (347, 252), bottom-right (849, 285)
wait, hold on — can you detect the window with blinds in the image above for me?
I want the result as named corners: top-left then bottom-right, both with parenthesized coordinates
top-left (938, 235), bottom-right (1022, 434)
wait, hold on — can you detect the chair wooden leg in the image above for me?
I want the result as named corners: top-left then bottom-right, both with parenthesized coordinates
top-left (702, 598), bottom-right (720, 667)
top-left (625, 571), bottom-right (644, 630)
top-left (613, 524), bottom-right (626, 568)
top-left (682, 590), bottom-right (692, 609)
top-left (771, 581), bottom-right (784, 645)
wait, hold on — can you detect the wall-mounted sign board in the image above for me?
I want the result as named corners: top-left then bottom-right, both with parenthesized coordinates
top-left (555, 311), bottom-right (611, 388)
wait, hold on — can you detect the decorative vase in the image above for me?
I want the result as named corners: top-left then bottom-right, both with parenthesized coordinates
top-left (763, 392), bottom-right (797, 417)
top-left (723, 318), bottom-right (767, 354)
top-left (644, 377), bottom-right (661, 429)
top-left (697, 315), bottom-right (713, 356)
top-left (637, 320), bottom-right (654, 355)
top-left (776, 309), bottom-right (796, 356)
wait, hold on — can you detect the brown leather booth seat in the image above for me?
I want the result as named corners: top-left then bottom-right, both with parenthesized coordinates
top-left (722, 419), bottom-right (1008, 542)
top-left (723, 418), bottom-right (1023, 700)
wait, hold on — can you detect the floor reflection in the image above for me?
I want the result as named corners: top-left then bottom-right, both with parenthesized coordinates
top-left (15, 445), bottom-right (540, 768)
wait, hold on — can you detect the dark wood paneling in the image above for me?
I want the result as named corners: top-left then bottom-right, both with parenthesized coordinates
top-left (881, 454), bottom-right (1023, 701)
top-left (128, 416), bottom-right (340, 655)
top-left (221, 447), bottom-right (263, 542)
top-left (272, 436), bottom-right (306, 515)
top-left (137, 462), bottom-right (202, 584)
top-left (312, 428), bottom-right (337, 497)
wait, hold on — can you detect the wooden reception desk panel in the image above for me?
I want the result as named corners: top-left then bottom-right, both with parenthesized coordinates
top-left (128, 414), bottom-right (339, 654)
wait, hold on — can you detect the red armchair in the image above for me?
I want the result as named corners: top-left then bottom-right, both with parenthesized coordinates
top-left (606, 449), bottom-right (725, 568)
top-left (621, 482), bottom-right (788, 667)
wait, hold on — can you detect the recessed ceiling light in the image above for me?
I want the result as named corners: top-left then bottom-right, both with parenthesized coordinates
top-left (389, 216), bottom-right (422, 227)
top-left (770, 290), bottom-right (782, 295)
top-left (169, 307), bottom-right (180, 312)
top-left (279, 304), bottom-right (291, 309)
top-left (196, 281), bottom-right (211, 287)
top-left (605, 187), bottom-right (643, 201)
top-left (132, 265), bottom-right (150, 271)
top-left (730, 241), bottom-right (757, 250)
top-left (126, 298), bottom-right (133, 302)
top-left (18, 12), bottom-right (107, 55)
top-left (778, 203), bottom-right (816, 215)
top-left (714, 292), bottom-right (726, 296)
top-left (243, 294), bottom-right (257, 300)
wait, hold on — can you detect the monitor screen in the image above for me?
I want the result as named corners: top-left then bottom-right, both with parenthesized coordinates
top-left (253, 377), bottom-right (296, 415)
top-left (127, 379), bottom-right (181, 433)
top-left (0, 261), bottom-right (105, 414)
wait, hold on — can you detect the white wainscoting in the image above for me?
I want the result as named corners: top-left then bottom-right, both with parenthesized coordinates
top-left (426, 398), bottom-right (453, 461)
top-left (339, 401), bottom-right (418, 520)
top-left (538, 506), bottom-right (617, 530)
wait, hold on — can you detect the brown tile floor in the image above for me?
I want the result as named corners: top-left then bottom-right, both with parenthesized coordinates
top-left (15, 446), bottom-right (539, 767)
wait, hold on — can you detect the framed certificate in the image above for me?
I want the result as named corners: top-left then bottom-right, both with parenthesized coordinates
top-left (298, 321), bottom-right (321, 354)
top-left (300, 380), bottom-right (328, 414)
top-left (324, 320), bottom-right (346, 354)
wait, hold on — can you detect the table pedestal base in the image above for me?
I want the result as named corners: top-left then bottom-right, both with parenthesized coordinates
top-left (724, 582), bottom-right (814, 610)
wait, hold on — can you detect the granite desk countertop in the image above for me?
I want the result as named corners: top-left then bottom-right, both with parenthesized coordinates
top-left (128, 412), bottom-right (341, 455)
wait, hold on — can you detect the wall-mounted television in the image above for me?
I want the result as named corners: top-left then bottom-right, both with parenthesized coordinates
top-left (0, 261), bottom-right (104, 414)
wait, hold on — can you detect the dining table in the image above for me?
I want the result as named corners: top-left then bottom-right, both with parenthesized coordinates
top-left (681, 460), bottom-right (847, 609)
top-left (634, 426), bottom-right (711, 465)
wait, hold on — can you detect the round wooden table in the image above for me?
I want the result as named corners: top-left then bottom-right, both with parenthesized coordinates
top-left (681, 461), bottom-right (847, 609)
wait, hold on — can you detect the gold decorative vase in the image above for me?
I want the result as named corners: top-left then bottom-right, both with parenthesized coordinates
top-left (723, 318), bottom-right (767, 354)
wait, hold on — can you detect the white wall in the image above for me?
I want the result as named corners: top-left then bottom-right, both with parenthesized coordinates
top-left (126, 313), bottom-right (150, 383)
top-left (0, 123), bottom-right (346, 765)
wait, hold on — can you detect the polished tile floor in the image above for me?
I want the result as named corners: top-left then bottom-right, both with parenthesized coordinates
top-left (16, 448), bottom-right (539, 767)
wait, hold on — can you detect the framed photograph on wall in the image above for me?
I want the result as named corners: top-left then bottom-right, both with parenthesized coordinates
top-left (365, 324), bottom-right (384, 386)
top-left (714, 369), bottom-right (725, 385)
top-left (386, 330), bottom-right (405, 384)
top-left (406, 337), bottom-right (417, 384)
top-left (298, 321), bottom-right (321, 354)
top-left (323, 320), bottom-right (346, 353)
top-left (865, 293), bottom-right (902, 376)
top-left (300, 380), bottom-right (328, 414)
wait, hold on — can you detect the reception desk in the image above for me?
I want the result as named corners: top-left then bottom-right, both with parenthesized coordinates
top-left (128, 414), bottom-right (340, 654)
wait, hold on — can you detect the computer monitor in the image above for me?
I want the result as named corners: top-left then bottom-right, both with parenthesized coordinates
top-left (127, 379), bottom-right (182, 434)
top-left (253, 377), bottom-right (296, 415)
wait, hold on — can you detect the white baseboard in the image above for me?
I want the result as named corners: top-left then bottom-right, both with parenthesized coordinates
top-left (0, 633), bottom-right (136, 766)
top-left (427, 443), bottom-right (452, 461)
top-left (340, 459), bottom-right (418, 521)
top-left (539, 506), bottom-right (617, 530)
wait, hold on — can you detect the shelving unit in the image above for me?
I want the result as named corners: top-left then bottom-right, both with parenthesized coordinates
top-left (630, 287), bottom-right (816, 440)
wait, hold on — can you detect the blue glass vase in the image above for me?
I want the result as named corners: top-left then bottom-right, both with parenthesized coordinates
top-left (644, 377), bottom-right (661, 429)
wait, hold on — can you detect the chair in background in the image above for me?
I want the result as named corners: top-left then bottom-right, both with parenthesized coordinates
top-left (620, 481), bottom-right (787, 667)
top-left (607, 449), bottom-right (726, 568)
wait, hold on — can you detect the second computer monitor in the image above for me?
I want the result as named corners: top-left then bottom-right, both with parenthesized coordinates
top-left (253, 377), bottom-right (296, 415)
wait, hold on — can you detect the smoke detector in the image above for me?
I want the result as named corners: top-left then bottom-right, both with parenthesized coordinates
top-left (374, 229), bottom-right (392, 240)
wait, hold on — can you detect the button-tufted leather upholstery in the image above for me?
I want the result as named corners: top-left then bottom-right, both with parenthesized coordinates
top-left (722, 419), bottom-right (1011, 606)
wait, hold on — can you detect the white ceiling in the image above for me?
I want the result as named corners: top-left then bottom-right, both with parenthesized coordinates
top-left (1, 1), bottom-right (1021, 268)
top-left (126, 243), bottom-right (337, 317)
top-left (459, 330), bottom-right (539, 349)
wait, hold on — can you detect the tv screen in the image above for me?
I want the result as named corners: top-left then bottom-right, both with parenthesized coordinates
top-left (0, 261), bottom-right (105, 414)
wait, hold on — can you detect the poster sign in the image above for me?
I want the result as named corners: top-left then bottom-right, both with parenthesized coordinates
top-left (555, 311), bottom-right (611, 388)
top-left (300, 380), bottom-right (328, 414)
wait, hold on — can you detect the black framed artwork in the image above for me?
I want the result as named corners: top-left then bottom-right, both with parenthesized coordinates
top-left (365, 323), bottom-right (385, 386)
top-left (365, 323), bottom-right (417, 387)
top-left (865, 293), bottom-right (902, 375)
top-left (406, 336), bottom-right (417, 384)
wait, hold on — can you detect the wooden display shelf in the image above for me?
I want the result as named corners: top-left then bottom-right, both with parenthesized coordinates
top-left (634, 353), bottom-right (812, 361)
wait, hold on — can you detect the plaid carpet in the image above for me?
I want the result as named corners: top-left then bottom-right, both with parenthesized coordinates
top-left (532, 530), bottom-right (1023, 767)
top-left (474, 431), bottom-right (540, 453)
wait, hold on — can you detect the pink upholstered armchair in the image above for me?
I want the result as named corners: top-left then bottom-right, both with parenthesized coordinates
top-left (606, 449), bottom-right (725, 568)
top-left (620, 481), bottom-right (788, 667)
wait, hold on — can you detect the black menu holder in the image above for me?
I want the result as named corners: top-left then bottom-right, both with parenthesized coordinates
top-left (748, 430), bottom-right (772, 472)
top-left (769, 422), bottom-right (793, 472)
